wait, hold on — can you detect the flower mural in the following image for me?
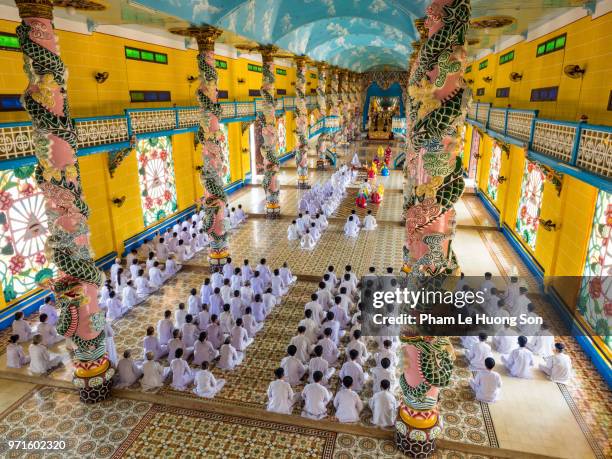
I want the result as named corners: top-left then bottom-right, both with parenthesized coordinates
top-left (515, 160), bottom-right (545, 250)
top-left (0, 166), bottom-right (55, 302)
top-left (220, 123), bottom-right (231, 185)
top-left (578, 190), bottom-right (611, 349)
top-left (277, 116), bottom-right (287, 155)
top-left (136, 136), bottom-right (178, 227)
top-left (487, 143), bottom-right (502, 201)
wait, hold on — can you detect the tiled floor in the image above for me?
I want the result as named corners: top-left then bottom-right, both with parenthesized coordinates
top-left (0, 140), bottom-right (609, 459)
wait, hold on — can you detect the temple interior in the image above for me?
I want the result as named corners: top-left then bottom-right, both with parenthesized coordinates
top-left (0, 0), bottom-right (610, 458)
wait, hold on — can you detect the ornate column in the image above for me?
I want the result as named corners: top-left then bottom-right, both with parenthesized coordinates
top-left (170, 26), bottom-right (229, 266)
top-left (293, 56), bottom-right (310, 188)
top-left (14, 0), bottom-right (112, 402)
top-left (396, 0), bottom-right (471, 456)
top-left (315, 62), bottom-right (329, 168)
top-left (338, 70), bottom-right (350, 143)
top-left (260, 46), bottom-right (281, 217)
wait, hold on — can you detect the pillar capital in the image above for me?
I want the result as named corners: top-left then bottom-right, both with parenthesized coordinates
top-left (15, 0), bottom-right (53, 19)
top-left (315, 61), bottom-right (328, 72)
top-left (169, 25), bottom-right (222, 51)
top-left (259, 44), bottom-right (279, 62)
top-left (293, 55), bottom-right (309, 67)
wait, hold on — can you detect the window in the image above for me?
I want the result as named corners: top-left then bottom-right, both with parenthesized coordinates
top-left (0, 32), bottom-right (20, 51)
top-left (465, 65), bottom-right (472, 73)
top-left (499, 50), bottom-right (514, 65)
top-left (215, 59), bottom-right (227, 69)
top-left (136, 136), bottom-right (178, 227)
top-left (125, 46), bottom-right (168, 64)
top-left (478, 60), bottom-right (488, 70)
top-left (515, 160), bottom-right (545, 250)
top-left (276, 89), bottom-right (287, 96)
top-left (0, 94), bottom-right (24, 111)
top-left (310, 88), bottom-right (317, 94)
top-left (217, 90), bottom-right (229, 99)
top-left (249, 89), bottom-right (261, 97)
top-left (496, 87), bottom-right (510, 98)
top-left (487, 144), bottom-right (502, 201)
top-left (277, 117), bottom-right (286, 154)
top-left (310, 73), bottom-right (317, 79)
top-left (129, 91), bottom-right (171, 103)
top-left (530, 86), bottom-right (558, 102)
top-left (0, 166), bottom-right (55, 302)
top-left (248, 63), bottom-right (262, 73)
top-left (577, 190), bottom-right (611, 349)
top-left (276, 68), bottom-right (287, 76)
top-left (476, 88), bottom-right (485, 96)
top-left (608, 90), bottom-right (612, 111)
top-left (536, 34), bottom-right (566, 57)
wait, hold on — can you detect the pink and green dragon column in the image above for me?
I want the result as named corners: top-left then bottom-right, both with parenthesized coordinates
top-left (294, 56), bottom-right (310, 189)
top-left (328, 67), bottom-right (341, 149)
top-left (260, 47), bottom-right (281, 217)
top-left (15, 0), bottom-right (112, 402)
top-left (315, 62), bottom-right (329, 169)
top-left (397, 0), bottom-right (471, 456)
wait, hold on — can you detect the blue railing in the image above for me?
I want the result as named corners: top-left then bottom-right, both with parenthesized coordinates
top-left (0, 94), bottom-right (322, 170)
top-left (308, 116), bottom-right (341, 139)
top-left (392, 117), bottom-right (407, 137)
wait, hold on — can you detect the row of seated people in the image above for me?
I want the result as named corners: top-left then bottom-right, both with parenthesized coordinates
top-left (109, 260), bottom-right (297, 395)
top-left (344, 209), bottom-right (377, 238)
top-left (266, 265), bottom-right (400, 428)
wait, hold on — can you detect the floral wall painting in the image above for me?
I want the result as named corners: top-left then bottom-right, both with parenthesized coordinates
top-left (277, 116), bottom-right (287, 155)
top-left (515, 160), bottom-right (545, 250)
top-left (220, 123), bottom-right (231, 185)
top-left (0, 166), bottom-right (54, 302)
top-left (136, 136), bottom-right (179, 227)
top-left (487, 143), bottom-right (502, 202)
top-left (578, 190), bottom-right (611, 349)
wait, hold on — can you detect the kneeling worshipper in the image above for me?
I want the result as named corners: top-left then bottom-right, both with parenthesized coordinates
top-left (371, 358), bottom-right (396, 393)
top-left (193, 361), bottom-right (226, 398)
top-left (135, 269), bottom-right (153, 300)
top-left (540, 342), bottom-right (574, 385)
top-left (344, 216), bottom-right (360, 238)
top-left (369, 379), bottom-right (398, 428)
top-left (501, 336), bottom-right (534, 378)
top-left (267, 367), bottom-right (296, 415)
top-left (149, 261), bottom-right (164, 290)
top-left (193, 331), bottom-right (219, 366)
top-left (164, 254), bottom-right (180, 279)
top-left (106, 291), bottom-right (126, 321)
top-left (115, 349), bottom-right (143, 388)
top-left (288, 220), bottom-right (300, 241)
top-left (39, 297), bottom-right (58, 326)
top-left (105, 321), bottom-right (118, 366)
top-left (230, 318), bottom-right (254, 352)
top-left (7, 335), bottom-right (30, 369)
top-left (301, 371), bottom-right (332, 420)
top-left (143, 326), bottom-right (168, 361)
top-left (308, 345), bottom-right (335, 386)
top-left (300, 229), bottom-right (316, 250)
top-left (281, 344), bottom-right (307, 386)
top-left (12, 311), bottom-right (33, 343)
top-left (466, 333), bottom-right (493, 371)
top-left (170, 348), bottom-right (195, 391)
top-left (339, 349), bottom-right (368, 392)
top-left (36, 314), bottom-right (64, 347)
top-left (218, 337), bottom-right (244, 370)
top-left (280, 262), bottom-right (297, 286)
top-left (141, 351), bottom-right (170, 392)
top-left (362, 210), bottom-right (378, 230)
top-left (29, 334), bottom-right (62, 375)
top-left (469, 357), bottom-right (502, 403)
top-left (122, 280), bottom-right (139, 310)
top-left (527, 324), bottom-right (555, 357)
top-left (334, 376), bottom-right (363, 423)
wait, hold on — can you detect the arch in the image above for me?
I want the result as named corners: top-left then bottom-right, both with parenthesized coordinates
top-left (362, 81), bottom-right (405, 129)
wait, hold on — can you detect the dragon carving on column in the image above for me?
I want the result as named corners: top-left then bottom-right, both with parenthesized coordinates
top-left (315, 63), bottom-right (329, 168)
top-left (294, 57), bottom-right (310, 188)
top-left (396, 0), bottom-right (471, 456)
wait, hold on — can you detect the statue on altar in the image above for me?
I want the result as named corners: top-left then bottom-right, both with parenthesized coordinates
top-left (367, 162), bottom-right (377, 179)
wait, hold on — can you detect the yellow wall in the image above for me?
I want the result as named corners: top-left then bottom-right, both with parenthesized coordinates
top-left (467, 13), bottom-right (612, 124)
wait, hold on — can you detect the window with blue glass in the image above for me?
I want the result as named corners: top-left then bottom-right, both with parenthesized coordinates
top-left (0, 95), bottom-right (23, 111)
top-left (530, 86), bottom-right (558, 102)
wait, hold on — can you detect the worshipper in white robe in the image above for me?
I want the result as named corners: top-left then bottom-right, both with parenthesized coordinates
top-left (7, 335), bottom-right (30, 369)
top-left (317, 281), bottom-right (334, 308)
top-left (301, 371), bottom-right (332, 420)
top-left (235, 204), bottom-right (247, 223)
top-left (345, 330), bottom-right (369, 366)
top-left (267, 367), bottom-right (296, 414)
top-left (129, 259), bottom-right (141, 280)
top-left (194, 361), bottom-right (226, 398)
top-left (242, 307), bottom-right (263, 337)
top-left (218, 338), bottom-right (244, 370)
top-left (200, 278), bottom-right (213, 306)
top-left (157, 310), bottom-right (174, 346)
top-left (198, 305), bottom-right (211, 331)
top-left (167, 329), bottom-right (193, 361)
top-left (249, 294), bottom-right (266, 322)
top-left (305, 294), bottom-right (325, 327)
top-left (222, 258), bottom-right (235, 280)
top-left (362, 210), bottom-right (377, 230)
top-left (175, 303), bottom-right (188, 329)
top-left (155, 238), bottom-right (170, 262)
top-left (281, 345), bottom-right (307, 386)
top-left (230, 318), bottom-right (253, 352)
top-left (299, 309), bottom-right (319, 345)
top-left (196, 230), bottom-right (209, 251)
top-left (115, 350), bottom-right (142, 388)
top-left (256, 259), bottom-right (272, 287)
top-left (334, 376), bottom-right (363, 423)
top-left (106, 292), bottom-right (126, 321)
top-left (143, 326), bottom-right (168, 361)
top-left (145, 252), bottom-right (156, 274)
top-left (110, 259), bottom-right (122, 284)
top-left (504, 276), bottom-right (520, 310)
top-left (126, 249), bottom-right (138, 268)
top-left (187, 288), bottom-right (202, 318)
top-left (289, 326), bottom-right (313, 363)
top-left (241, 259), bottom-right (254, 283)
top-left (193, 331), bottom-right (219, 366)
top-left (229, 207), bottom-right (242, 229)
top-left (220, 279), bottom-right (233, 305)
top-left (371, 358), bottom-right (396, 393)
top-left (114, 268), bottom-right (127, 295)
top-left (316, 213), bottom-right (329, 231)
top-left (519, 303), bottom-right (542, 337)
top-left (37, 314), bottom-right (63, 347)
top-left (176, 240), bottom-right (193, 263)
top-left (375, 340), bottom-right (399, 368)
top-left (240, 281), bottom-right (254, 310)
top-left (148, 262), bottom-right (164, 290)
top-left (317, 328), bottom-right (340, 365)
top-left (181, 315), bottom-right (199, 349)
top-left (309, 223), bottom-right (321, 242)
top-left (230, 291), bottom-right (243, 320)
top-left (301, 229), bottom-right (317, 250)
top-left (39, 297), bottom-right (58, 326)
top-left (167, 233), bottom-right (179, 253)
top-left (12, 312), bottom-right (33, 343)
top-left (206, 316), bottom-right (224, 349)
top-left (493, 324), bottom-right (518, 355)
top-left (308, 345), bottom-right (335, 386)
top-left (339, 349), bottom-right (368, 392)
top-left (104, 321), bottom-right (118, 366)
top-left (469, 357), bottom-right (502, 403)
top-left (322, 311), bottom-right (343, 346)
top-left (210, 270), bottom-right (224, 292)
top-left (122, 281), bottom-right (139, 311)
top-left (29, 335), bottom-right (62, 375)
top-left (141, 351), bottom-right (170, 392)
top-left (261, 288), bottom-right (277, 315)
top-left (460, 334), bottom-right (479, 352)
top-left (540, 342), bottom-right (573, 385)
top-left (508, 287), bottom-right (531, 318)
top-left (331, 297), bottom-right (351, 330)
top-left (170, 348), bottom-right (195, 390)
top-left (369, 380), bottom-right (398, 427)
top-left (164, 255), bottom-right (180, 279)
top-left (527, 325), bottom-right (555, 356)
top-left (230, 269), bottom-right (242, 292)
top-left (209, 288), bottom-right (224, 317)
top-left (501, 336), bottom-right (534, 378)
top-left (135, 270), bottom-right (153, 301)
top-left (348, 210), bottom-right (361, 227)
top-left (344, 216), bottom-right (360, 238)
top-left (466, 333), bottom-right (493, 371)
top-left (271, 269), bottom-right (288, 297)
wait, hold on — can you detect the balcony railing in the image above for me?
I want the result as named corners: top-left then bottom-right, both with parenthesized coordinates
top-left (464, 102), bottom-right (612, 184)
top-left (392, 117), bottom-right (407, 137)
top-left (308, 116), bottom-right (340, 139)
